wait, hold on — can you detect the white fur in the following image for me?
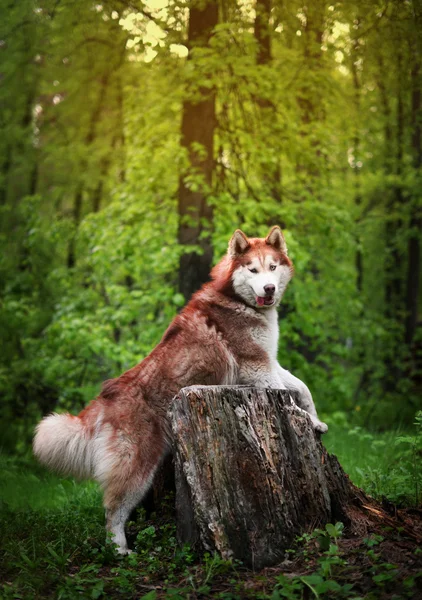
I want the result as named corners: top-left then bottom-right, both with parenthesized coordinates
top-left (238, 308), bottom-right (279, 386)
top-left (258, 307), bottom-right (279, 358)
top-left (106, 470), bottom-right (156, 555)
top-left (34, 413), bottom-right (92, 478)
top-left (33, 411), bottom-right (117, 485)
top-left (92, 426), bottom-right (118, 488)
top-left (232, 257), bottom-right (292, 308)
top-left (232, 280), bottom-right (328, 433)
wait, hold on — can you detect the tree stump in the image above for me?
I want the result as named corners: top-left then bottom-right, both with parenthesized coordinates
top-left (170, 386), bottom-right (405, 569)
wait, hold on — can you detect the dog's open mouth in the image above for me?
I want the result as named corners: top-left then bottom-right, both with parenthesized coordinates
top-left (256, 296), bottom-right (275, 307)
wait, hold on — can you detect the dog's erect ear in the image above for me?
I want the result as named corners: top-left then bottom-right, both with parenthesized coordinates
top-left (228, 229), bottom-right (250, 257)
top-left (265, 226), bottom-right (288, 254)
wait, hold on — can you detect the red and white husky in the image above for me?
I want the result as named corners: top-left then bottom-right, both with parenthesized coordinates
top-left (34, 226), bottom-right (327, 554)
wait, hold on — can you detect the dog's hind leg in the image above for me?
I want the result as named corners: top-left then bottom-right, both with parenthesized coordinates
top-left (104, 467), bottom-right (158, 554)
top-left (101, 421), bottom-right (170, 554)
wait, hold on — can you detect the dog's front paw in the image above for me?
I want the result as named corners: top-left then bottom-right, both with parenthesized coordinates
top-left (116, 546), bottom-right (133, 556)
top-left (315, 420), bottom-right (328, 434)
top-left (310, 416), bottom-right (328, 434)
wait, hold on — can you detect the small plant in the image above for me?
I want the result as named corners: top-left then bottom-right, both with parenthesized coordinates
top-left (394, 410), bottom-right (422, 506)
top-left (363, 534), bottom-right (384, 548)
top-left (296, 521), bottom-right (344, 552)
top-left (271, 574), bottom-right (304, 599)
top-left (271, 524), bottom-right (351, 599)
top-left (202, 552), bottom-right (240, 585)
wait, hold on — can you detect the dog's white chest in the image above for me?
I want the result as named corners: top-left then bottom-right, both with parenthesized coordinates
top-left (251, 309), bottom-right (279, 359)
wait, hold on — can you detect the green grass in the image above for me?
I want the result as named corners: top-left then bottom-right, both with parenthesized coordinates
top-left (2, 418), bottom-right (419, 513)
top-left (323, 414), bottom-right (422, 506)
top-left (0, 456), bottom-right (102, 511)
top-left (0, 420), bottom-right (420, 599)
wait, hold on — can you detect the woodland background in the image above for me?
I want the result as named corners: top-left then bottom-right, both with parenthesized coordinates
top-left (1, 0), bottom-right (421, 454)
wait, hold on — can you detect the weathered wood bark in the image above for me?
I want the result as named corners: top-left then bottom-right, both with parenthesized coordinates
top-left (170, 386), bottom-right (403, 569)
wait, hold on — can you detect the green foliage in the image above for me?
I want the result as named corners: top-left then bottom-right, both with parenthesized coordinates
top-left (323, 413), bottom-right (422, 506)
top-left (392, 410), bottom-right (422, 506)
top-left (2, 428), bottom-right (421, 599)
top-left (0, 0), bottom-right (420, 448)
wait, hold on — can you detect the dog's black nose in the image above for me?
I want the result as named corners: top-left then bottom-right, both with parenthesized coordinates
top-left (264, 284), bottom-right (275, 295)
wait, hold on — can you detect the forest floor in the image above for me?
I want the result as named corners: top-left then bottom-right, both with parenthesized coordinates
top-left (1, 424), bottom-right (421, 599)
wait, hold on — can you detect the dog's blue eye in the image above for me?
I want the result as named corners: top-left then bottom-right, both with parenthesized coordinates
top-left (270, 265), bottom-right (276, 271)
top-left (249, 268), bottom-right (258, 274)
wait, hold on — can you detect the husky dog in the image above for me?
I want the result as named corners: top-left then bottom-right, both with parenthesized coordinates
top-left (34, 226), bottom-right (327, 554)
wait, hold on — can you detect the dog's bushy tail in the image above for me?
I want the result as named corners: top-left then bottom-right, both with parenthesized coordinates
top-left (33, 413), bottom-right (98, 480)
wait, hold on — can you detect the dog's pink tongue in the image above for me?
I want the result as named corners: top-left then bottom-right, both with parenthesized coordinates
top-left (257, 296), bottom-right (265, 306)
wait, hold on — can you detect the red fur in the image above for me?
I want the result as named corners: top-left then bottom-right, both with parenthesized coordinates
top-left (33, 227), bottom-right (293, 553)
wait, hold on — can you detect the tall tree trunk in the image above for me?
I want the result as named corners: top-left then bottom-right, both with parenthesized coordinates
top-left (351, 29), bottom-right (363, 292)
top-left (379, 51), bottom-right (407, 398)
top-left (376, 54), bottom-right (395, 316)
top-left (116, 74), bottom-right (126, 184)
top-left (350, 26), bottom-right (371, 407)
top-left (254, 0), bottom-right (271, 65)
top-left (0, 149), bottom-right (11, 207)
top-left (254, 0), bottom-right (282, 210)
top-left (377, 56), bottom-right (393, 173)
top-left (300, 2), bottom-right (324, 125)
top-left (405, 2), bottom-right (422, 346)
top-left (405, 62), bottom-right (421, 346)
top-left (92, 72), bottom-right (126, 213)
top-left (66, 38), bottom-right (127, 268)
top-left (296, 0), bottom-right (325, 193)
top-left (66, 72), bottom-right (110, 268)
top-left (385, 52), bottom-right (404, 320)
top-left (67, 184), bottom-right (83, 269)
top-left (177, 0), bottom-right (218, 302)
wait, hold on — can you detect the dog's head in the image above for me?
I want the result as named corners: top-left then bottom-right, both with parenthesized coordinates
top-left (226, 226), bottom-right (293, 309)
